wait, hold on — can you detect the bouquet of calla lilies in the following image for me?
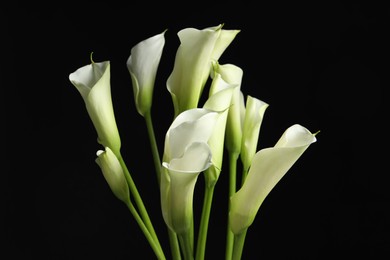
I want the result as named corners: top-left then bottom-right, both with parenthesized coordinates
top-left (69, 24), bottom-right (318, 260)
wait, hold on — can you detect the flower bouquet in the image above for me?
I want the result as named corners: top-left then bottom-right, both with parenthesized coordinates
top-left (68, 24), bottom-right (317, 260)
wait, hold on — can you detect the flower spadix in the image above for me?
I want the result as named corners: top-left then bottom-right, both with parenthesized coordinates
top-left (161, 108), bottom-right (219, 234)
top-left (167, 24), bottom-right (240, 117)
top-left (96, 147), bottom-right (129, 205)
top-left (127, 30), bottom-right (166, 116)
top-left (229, 124), bottom-right (317, 234)
top-left (69, 60), bottom-right (121, 157)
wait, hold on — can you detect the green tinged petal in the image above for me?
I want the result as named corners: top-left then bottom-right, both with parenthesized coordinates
top-left (229, 124), bottom-right (317, 234)
top-left (161, 108), bottom-right (219, 234)
top-left (167, 25), bottom-right (239, 117)
top-left (95, 147), bottom-right (129, 204)
top-left (203, 66), bottom-right (237, 182)
top-left (215, 63), bottom-right (244, 154)
top-left (69, 61), bottom-right (121, 156)
top-left (240, 96), bottom-right (269, 172)
top-left (127, 31), bottom-right (166, 116)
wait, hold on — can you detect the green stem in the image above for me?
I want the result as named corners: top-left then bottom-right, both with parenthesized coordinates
top-left (225, 152), bottom-right (239, 260)
top-left (126, 201), bottom-right (166, 260)
top-left (144, 111), bottom-right (162, 185)
top-left (168, 229), bottom-right (182, 260)
top-left (232, 229), bottom-right (248, 260)
top-left (178, 232), bottom-right (194, 260)
top-left (118, 155), bottom-right (164, 257)
top-left (144, 111), bottom-right (181, 260)
top-left (195, 183), bottom-right (215, 260)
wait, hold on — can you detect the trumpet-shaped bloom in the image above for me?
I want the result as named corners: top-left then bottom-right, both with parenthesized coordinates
top-left (215, 63), bottom-right (245, 154)
top-left (229, 124), bottom-right (317, 234)
top-left (202, 63), bottom-right (238, 184)
top-left (167, 24), bottom-right (240, 117)
top-left (240, 96), bottom-right (269, 173)
top-left (69, 60), bottom-right (121, 157)
top-left (127, 31), bottom-right (166, 116)
top-left (96, 147), bottom-right (129, 204)
top-left (161, 108), bottom-right (219, 234)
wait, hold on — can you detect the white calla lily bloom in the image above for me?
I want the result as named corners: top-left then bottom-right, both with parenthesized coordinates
top-left (69, 60), bottom-right (121, 157)
top-left (127, 30), bottom-right (166, 116)
top-left (161, 108), bottom-right (219, 234)
top-left (202, 64), bottom-right (238, 184)
top-left (229, 124), bottom-right (317, 234)
top-left (96, 147), bottom-right (129, 204)
top-left (167, 24), bottom-right (240, 117)
top-left (240, 96), bottom-right (269, 173)
top-left (216, 63), bottom-right (245, 154)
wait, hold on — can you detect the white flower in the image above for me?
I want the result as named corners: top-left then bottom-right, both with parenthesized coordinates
top-left (215, 63), bottom-right (245, 154)
top-left (202, 62), bottom-right (238, 184)
top-left (69, 60), bottom-right (121, 156)
top-left (96, 147), bottom-right (129, 204)
top-left (240, 96), bottom-right (269, 173)
top-left (127, 31), bottom-right (166, 116)
top-left (167, 24), bottom-right (240, 117)
top-left (160, 108), bottom-right (219, 234)
top-left (229, 124), bottom-right (317, 234)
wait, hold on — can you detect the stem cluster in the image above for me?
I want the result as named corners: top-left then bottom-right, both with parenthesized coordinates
top-left (117, 110), bottom-right (250, 260)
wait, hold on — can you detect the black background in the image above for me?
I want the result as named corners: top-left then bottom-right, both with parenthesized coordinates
top-left (4, 2), bottom-right (389, 259)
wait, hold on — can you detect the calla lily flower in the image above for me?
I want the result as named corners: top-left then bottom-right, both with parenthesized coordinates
top-left (167, 24), bottom-right (240, 117)
top-left (161, 108), bottom-right (219, 234)
top-left (127, 30), bottom-right (166, 116)
top-left (214, 63), bottom-right (245, 155)
top-left (240, 96), bottom-right (269, 173)
top-left (202, 63), bottom-right (238, 184)
top-left (229, 124), bottom-right (317, 234)
top-left (96, 147), bottom-right (129, 204)
top-left (69, 60), bottom-right (121, 157)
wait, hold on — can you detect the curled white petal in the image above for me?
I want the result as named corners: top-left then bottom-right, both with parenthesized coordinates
top-left (164, 108), bottom-right (219, 161)
top-left (167, 25), bottom-right (240, 116)
top-left (127, 31), bottom-right (166, 116)
top-left (69, 61), bottom-right (121, 156)
top-left (229, 124), bottom-right (317, 234)
top-left (161, 107), bottom-right (220, 235)
top-left (240, 96), bottom-right (269, 171)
